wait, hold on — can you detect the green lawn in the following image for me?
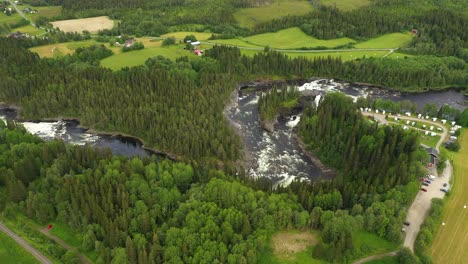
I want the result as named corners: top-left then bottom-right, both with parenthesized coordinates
top-left (320, 0), bottom-right (371, 10)
top-left (234, 0), bottom-right (314, 29)
top-left (352, 231), bottom-right (399, 258)
top-left (26, 6), bottom-right (62, 22)
top-left (354, 33), bottom-right (414, 49)
top-left (101, 44), bottom-right (197, 70)
top-left (430, 129), bottom-right (468, 263)
top-left (0, 12), bottom-right (24, 26)
top-left (0, 231), bottom-right (39, 264)
top-left (243, 27), bottom-right (355, 49)
top-left (30, 39), bottom-right (102, 57)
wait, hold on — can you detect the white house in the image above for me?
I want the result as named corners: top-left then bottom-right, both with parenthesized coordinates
top-left (432, 117), bottom-right (437, 122)
top-left (425, 131), bottom-right (430, 135)
top-left (190, 41), bottom-right (201, 46)
top-left (431, 132), bottom-right (437, 137)
top-left (405, 112), bottom-right (411, 117)
top-left (441, 119), bottom-right (447, 124)
top-left (430, 126), bottom-right (434, 131)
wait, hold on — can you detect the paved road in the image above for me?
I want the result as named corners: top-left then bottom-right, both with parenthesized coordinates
top-left (353, 251), bottom-right (398, 264)
top-left (39, 227), bottom-right (92, 264)
top-left (403, 160), bottom-right (452, 251)
top-left (8, 0), bottom-right (36, 26)
top-left (0, 222), bottom-right (53, 264)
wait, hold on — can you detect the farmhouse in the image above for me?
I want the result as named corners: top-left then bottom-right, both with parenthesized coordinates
top-left (190, 41), bottom-right (201, 46)
top-left (194, 49), bottom-right (203, 56)
top-left (125, 38), bottom-right (135, 47)
top-left (9, 31), bottom-right (29, 38)
top-left (23, 7), bottom-right (38, 14)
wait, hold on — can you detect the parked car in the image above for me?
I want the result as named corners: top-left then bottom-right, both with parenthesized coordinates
top-left (403, 221), bottom-right (410, 226)
top-left (419, 177), bottom-right (425, 182)
top-left (423, 183), bottom-right (429, 186)
top-left (421, 188), bottom-right (427, 192)
top-left (443, 183), bottom-right (448, 187)
top-left (424, 180), bottom-right (431, 184)
top-left (440, 189), bottom-right (448, 193)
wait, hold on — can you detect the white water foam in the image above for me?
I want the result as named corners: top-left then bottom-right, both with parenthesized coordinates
top-left (286, 115), bottom-right (301, 128)
top-left (21, 121), bottom-right (62, 139)
top-left (0, 116), bottom-right (6, 125)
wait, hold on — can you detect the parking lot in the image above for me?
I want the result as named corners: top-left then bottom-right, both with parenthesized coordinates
top-left (403, 161), bottom-right (452, 251)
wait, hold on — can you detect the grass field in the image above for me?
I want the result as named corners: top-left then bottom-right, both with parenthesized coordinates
top-left (208, 38), bottom-right (263, 48)
top-left (101, 44), bottom-right (197, 70)
top-left (320, 0), bottom-right (371, 10)
top-left (352, 231), bottom-right (399, 257)
top-left (354, 33), bottom-right (413, 49)
top-left (386, 52), bottom-right (415, 59)
top-left (243, 27), bottom-right (355, 49)
top-left (430, 129), bottom-right (468, 264)
top-left (234, 0), bottom-right (314, 29)
top-left (161, 31), bottom-right (213, 41)
top-left (51, 16), bottom-right (114, 33)
top-left (0, 12), bottom-right (24, 26)
top-left (0, 231), bottom-right (39, 264)
top-left (26, 6), bottom-right (62, 22)
top-left (241, 49), bottom-right (388, 61)
top-left (14, 25), bottom-right (45, 36)
top-left (30, 40), bottom-right (102, 57)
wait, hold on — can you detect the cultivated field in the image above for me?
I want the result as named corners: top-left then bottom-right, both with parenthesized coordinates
top-left (243, 27), bottom-right (355, 49)
top-left (25, 5), bottom-right (62, 22)
top-left (0, 230), bottom-right (38, 264)
top-left (30, 40), bottom-right (102, 57)
top-left (101, 44), bottom-right (197, 70)
top-left (51, 16), bottom-right (114, 33)
top-left (234, 0), bottom-right (314, 28)
top-left (354, 33), bottom-right (413, 49)
top-left (320, 0), bottom-right (371, 10)
top-left (14, 25), bottom-right (44, 36)
top-left (430, 129), bottom-right (468, 264)
top-left (161, 31), bottom-right (213, 41)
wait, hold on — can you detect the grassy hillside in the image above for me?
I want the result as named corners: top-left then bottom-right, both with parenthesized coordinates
top-left (354, 33), bottom-right (414, 49)
top-left (0, 230), bottom-right (39, 264)
top-left (234, 0), bottom-right (314, 28)
top-left (430, 129), bottom-right (468, 264)
top-left (320, 0), bottom-right (371, 10)
top-left (242, 27), bottom-right (355, 49)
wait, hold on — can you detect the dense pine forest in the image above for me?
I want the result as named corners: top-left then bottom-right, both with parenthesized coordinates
top-left (0, 114), bottom-right (423, 263)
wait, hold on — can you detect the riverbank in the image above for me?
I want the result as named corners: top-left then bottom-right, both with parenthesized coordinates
top-left (0, 105), bottom-right (178, 161)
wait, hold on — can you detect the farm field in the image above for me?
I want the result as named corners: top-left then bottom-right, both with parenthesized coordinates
top-left (207, 38), bottom-right (262, 48)
top-left (430, 129), bottom-right (468, 264)
top-left (51, 16), bottom-right (114, 33)
top-left (23, 5), bottom-right (62, 22)
top-left (243, 27), bottom-right (355, 49)
top-left (0, 230), bottom-right (38, 264)
top-left (0, 11), bottom-right (24, 26)
top-left (161, 31), bottom-right (213, 41)
top-left (354, 33), bottom-right (414, 49)
top-left (14, 25), bottom-right (44, 36)
top-left (30, 40), bottom-right (103, 57)
top-left (241, 49), bottom-right (388, 61)
top-left (101, 44), bottom-right (197, 70)
top-left (234, 0), bottom-right (314, 29)
top-left (320, 0), bottom-right (371, 10)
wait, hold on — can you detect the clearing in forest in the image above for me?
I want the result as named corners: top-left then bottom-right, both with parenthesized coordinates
top-left (430, 129), bottom-right (468, 264)
top-left (272, 231), bottom-right (318, 259)
top-left (51, 16), bottom-right (114, 33)
top-left (234, 0), bottom-right (314, 29)
top-left (242, 27), bottom-right (355, 49)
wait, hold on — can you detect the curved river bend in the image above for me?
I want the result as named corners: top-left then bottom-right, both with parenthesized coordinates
top-left (1, 80), bottom-right (467, 186)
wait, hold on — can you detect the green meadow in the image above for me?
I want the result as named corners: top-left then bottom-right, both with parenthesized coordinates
top-left (101, 44), bottom-right (198, 70)
top-left (240, 49), bottom-right (388, 61)
top-left (234, 0), bottom-right (314, 29)
top-left (320, 0), bottom-right (371, 10)
top-left (0, 230), bottom-right (39, 264)
top-left (242, 27), bottom-right (355, 49)
top-left (354, 33), bottom-right (414, 49)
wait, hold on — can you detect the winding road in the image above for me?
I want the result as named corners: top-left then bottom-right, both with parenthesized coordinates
top-left (0, 222), bottom-right (52, 264)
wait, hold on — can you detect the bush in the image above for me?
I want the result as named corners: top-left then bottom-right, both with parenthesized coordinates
top-left (122, 42), bottom-right (144, 52)
top-left (162, 37), bottom-right (176, 46)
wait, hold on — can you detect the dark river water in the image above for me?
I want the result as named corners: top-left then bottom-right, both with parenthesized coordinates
top-left (1, 79), bottom-right (467, 185)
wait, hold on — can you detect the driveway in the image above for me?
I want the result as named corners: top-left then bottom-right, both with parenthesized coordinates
top-left (403, 161), bottom-right (452, 251)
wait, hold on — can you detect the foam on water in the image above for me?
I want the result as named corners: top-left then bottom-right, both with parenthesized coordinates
top-left (21, 121), bottom-right (62, 139)
top-left (286, 115), bottom-right (301, 128)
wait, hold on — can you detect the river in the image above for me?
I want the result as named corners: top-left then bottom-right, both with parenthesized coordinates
top-left (1, 80), bottom-right (467, 186)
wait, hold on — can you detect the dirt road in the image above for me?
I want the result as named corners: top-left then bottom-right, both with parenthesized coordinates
top-left (403, 161), bottom-right (452, 251)
top-left (353, 251), bottom-right (398, 264)
top-left (0, 222), bottom-right (52, 264)
top-left (39, 227), bottom-right (92, 264)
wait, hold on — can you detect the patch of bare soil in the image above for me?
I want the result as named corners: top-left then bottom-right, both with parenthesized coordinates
top-left (273, 231), bottom-right (317, 259)
top-left (51, 16), bottom-right (114, 33)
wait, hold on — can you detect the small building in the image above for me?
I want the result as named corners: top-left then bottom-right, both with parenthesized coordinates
top-left (124, 38), bottom-right (135, 47)
top-left (424, 131), bottom-right (430, 135)
top-left (411, 28), bottom-right (418, 35)
top-left (450, 136), bottom-right (458, 140)
top-left (382, 110), bottom-right (386, 115)
top-left (403, 126), bottom-right (409, 130)
top-left (426, 147), bottom-right (439, 165)
top-left (9, 31), bottom-right (29, 38)
top-left (190, 41), bottom-right (201, 46)
top-left (194, 49), bottom-right (203, 56)
top-left (441, 119), bottom-right (447, 124)
top-left (451, 121), bottom-right (456, 126)
top-left (431, 132), bottom-right (436, 137)
top-left (411, 122), bottom-right (416, 126)
top-left (375, 109), bottom-right (379, 114)
top-left (405, 112), bottom-right (411, 117)
top-left (394, 117), bottom-right (399, 121)
top-left (417, 114), bottom-right (422, 119)
top-left (425, 115), bottom-right (429, 119)
top-left (430, 126), bottom-right (434, 131)
top-left (432, 117), bottom-right (437, 122)
top-left (437, 127), bottom-right (442, 131)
